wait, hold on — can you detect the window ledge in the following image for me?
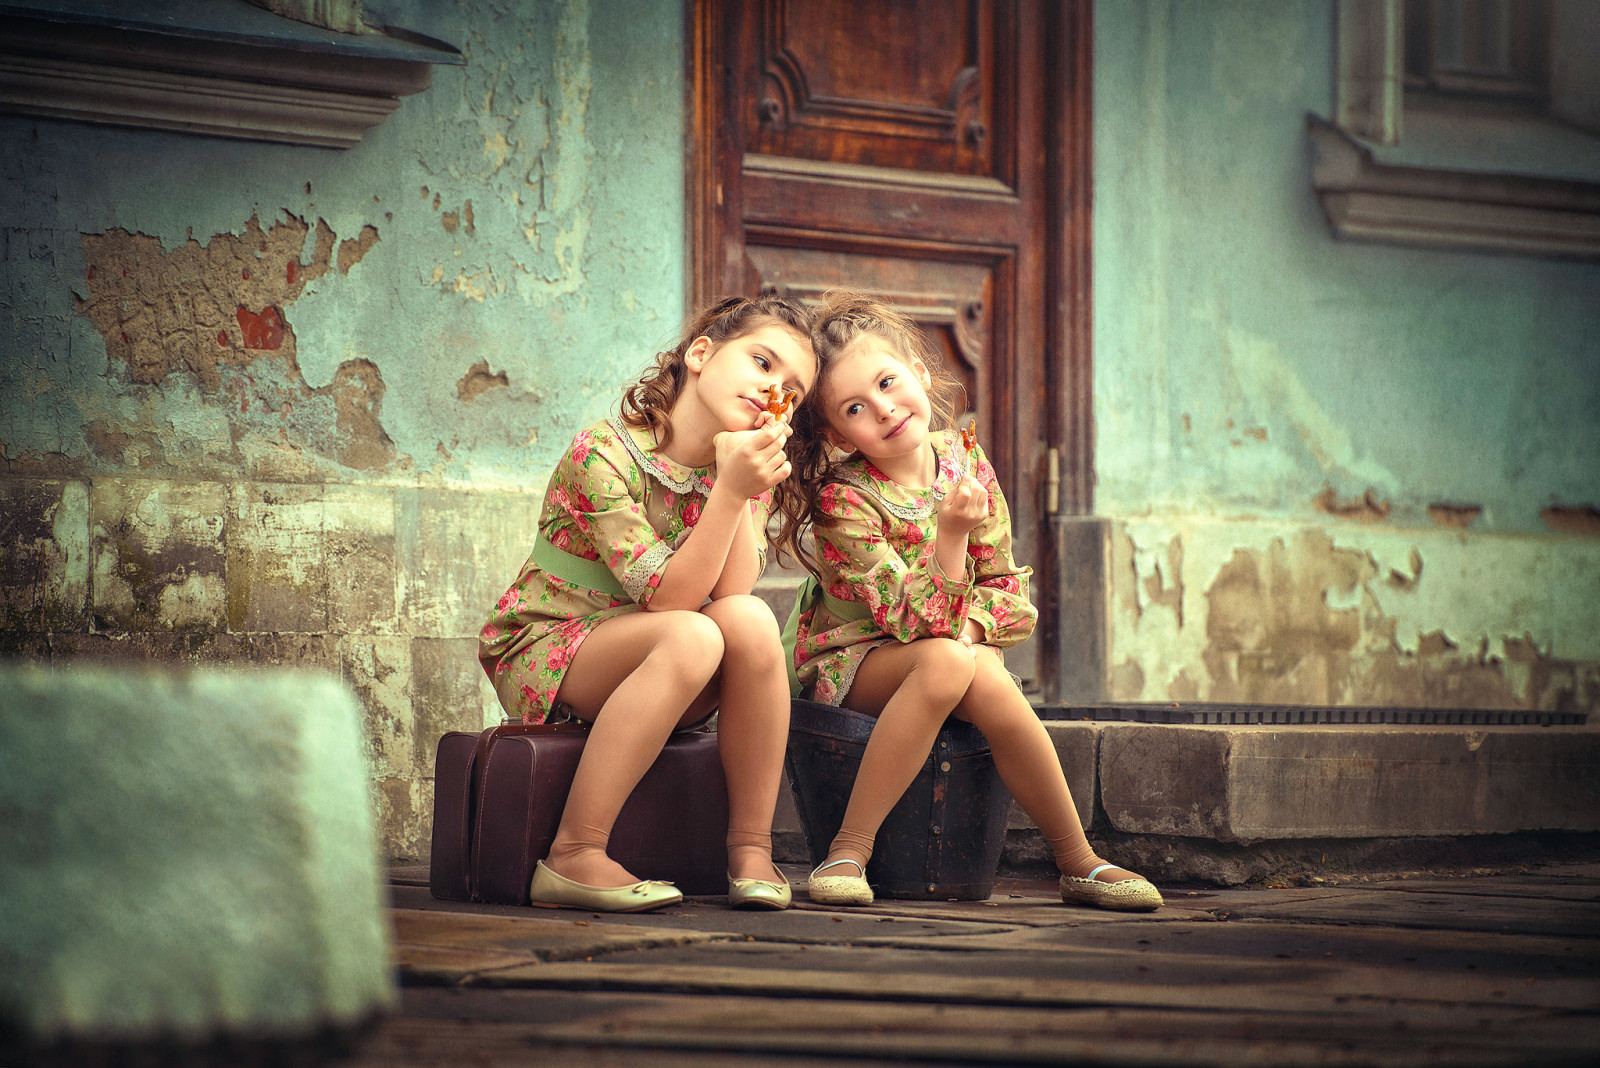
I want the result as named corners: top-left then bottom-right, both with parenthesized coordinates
top-left (0, 0), bottom-right (461, 149)
top-left (1308, 113), bottom-right (1600, 262)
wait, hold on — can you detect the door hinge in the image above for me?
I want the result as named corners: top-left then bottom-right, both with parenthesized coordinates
top-left (1045, 447), bottom-right (1060, 517)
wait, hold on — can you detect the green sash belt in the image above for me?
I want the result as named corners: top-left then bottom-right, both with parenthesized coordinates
top-left (532, 534), bottom-right (628, 600)
top-left (781, 575), bottom-right (872, 697)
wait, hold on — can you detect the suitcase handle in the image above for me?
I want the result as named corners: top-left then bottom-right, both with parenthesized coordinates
top-left (472, 720), bottom-right (590, 782)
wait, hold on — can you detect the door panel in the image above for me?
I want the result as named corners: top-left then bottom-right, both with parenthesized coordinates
top-left (692, 0), bottom-right (1091, 695)
top-left (748, 0), bottom-right (1000, 176)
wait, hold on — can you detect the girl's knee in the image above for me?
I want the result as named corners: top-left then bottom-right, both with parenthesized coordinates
top-left (706, 594), bottom-right (779, 637)
top-left (906, 638), bottom-right (977, 702)
top-left (650, 610), bottom-right (724, 682)
top-left (705, 595), bottom-right (783, 661)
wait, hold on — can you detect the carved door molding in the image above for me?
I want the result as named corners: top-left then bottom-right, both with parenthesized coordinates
top-left (690, 0), bottom-right (1093, 698)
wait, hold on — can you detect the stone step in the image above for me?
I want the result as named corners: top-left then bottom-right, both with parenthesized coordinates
top-left (776, 717), bottom-right (1600, 880)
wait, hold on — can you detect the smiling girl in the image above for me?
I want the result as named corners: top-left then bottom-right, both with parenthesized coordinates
top-left (480, 295), bottom-right (817, 912)
top-left (780, 292), bottom-right (1162, 912)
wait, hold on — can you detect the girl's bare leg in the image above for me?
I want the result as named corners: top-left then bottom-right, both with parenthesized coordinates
top-left (701, 594), bottom-right (790, 883)
top-left (953, 651), bottom-right (1137, 882)
top-left (825, 639), bottom-right (978, 870)
top-left (548, 610), bottom-right (723, 888)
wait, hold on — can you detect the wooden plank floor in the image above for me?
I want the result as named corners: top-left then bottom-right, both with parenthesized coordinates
top-left (350, 863), bottom-right (1600, 1067)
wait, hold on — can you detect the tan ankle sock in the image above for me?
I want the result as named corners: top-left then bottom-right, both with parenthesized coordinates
top-left (726, 827), bottom-right (775, 875)
top-left (825, 826), bottom-right (876, 870)
top-left (1046, 831), bottom-right (1105, 881)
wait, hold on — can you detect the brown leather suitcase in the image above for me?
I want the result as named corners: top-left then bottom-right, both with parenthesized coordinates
top-left (429, 722), bottom-right (730, 904)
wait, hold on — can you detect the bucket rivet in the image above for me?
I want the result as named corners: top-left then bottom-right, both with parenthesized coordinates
top-left (927, 883), bottom-right (936, 892)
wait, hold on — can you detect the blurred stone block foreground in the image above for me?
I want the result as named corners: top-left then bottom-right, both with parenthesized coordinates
top-left (0, 664), bottom-right (396, 1049)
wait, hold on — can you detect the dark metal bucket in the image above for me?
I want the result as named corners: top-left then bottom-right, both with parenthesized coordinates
top-left (785, 699), bottom-right (1012, 900)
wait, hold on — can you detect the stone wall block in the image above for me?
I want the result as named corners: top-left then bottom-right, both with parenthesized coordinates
top-left (0, 479), bottom-right (89, 632)
top-left (1481, 731), bottom-right (1600, 831)
top-left (1007, 721), bottom-right (1099, 831)
top-left (90, 479), bottom-right (227, 633)
top-left (410, 636), bottom-right (499, 857)
top-left (411, 636), bottom-right (496, 759)
top-left (1099, 726), bottom-right (1600, 842)
top-left (1223, 728), bottom-right (1600, 839)
top-left (337, 634), bottom-right (417, 855)
top-left (397, 488), bottom-right (543, 638)
top-left (226, 483), bottom-right (328, 634)
top-left (324, 483), bottom-right (398, 636)
top-left (1099, 724), bottom-right (1232, 837)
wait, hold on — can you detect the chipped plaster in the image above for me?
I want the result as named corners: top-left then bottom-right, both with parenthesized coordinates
top-left (1111, 515), bottom-right (1600, 713)
top-left (0, 0), bottom-right (687, 856)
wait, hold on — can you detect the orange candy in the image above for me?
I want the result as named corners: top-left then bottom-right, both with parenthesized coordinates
top-left (763, 384), bottom-right (799, 420)
top-left (960, 419), bottom-right (978, 453)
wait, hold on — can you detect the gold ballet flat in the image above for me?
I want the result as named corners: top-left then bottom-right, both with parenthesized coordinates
top-left (527, 859), bottom-right (683, 913)
top-left (727, 868), bottom-right (792, 910)
top-left (1059, 864), bottom-right (1163, 912)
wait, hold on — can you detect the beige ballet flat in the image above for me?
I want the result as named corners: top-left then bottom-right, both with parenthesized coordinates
top-left (527, 860), bottom-right (683, 913)
top-left (1059, 863), bottom-right (1163, 912)
top-left (807, 858), bottom-right (874, 906)
top-left (727, 868), bottom-right (792, 910)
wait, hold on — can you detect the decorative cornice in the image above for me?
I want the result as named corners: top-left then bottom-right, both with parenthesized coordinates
top-left (0, 1), bottom-right (459, 148)
top-left (1308, 115), bottom-right (1600, 262)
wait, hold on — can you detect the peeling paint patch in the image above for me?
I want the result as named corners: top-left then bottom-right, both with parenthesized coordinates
top-left (440, 200), bottom-right (475, 235)
top-left (456, 360), bottom-right (509, 402)
top-left (1203, 531), bottom-right (1371, 705)
top-left (236, 305), bottom-right (286, 350)
top-left (1111, 658), bottom-right (1146, 699)
top-left (1429, 502), bottom-right (1482, 529)
top-left (1141, 535), bottom-right (1185, 627)
top-left (1167, 668), bottom-right (1200, 701)
top-left (1417, 630), bottom-right (1457, 656)
top-left (326, 359), bottom-right (395, 472)
top-left (1541, 504), bottom-right (1600, 536)
top-left (75, 214), bottom-right (337, 391)
top-left (337, 225), bottom-right (380, 275)
top-left (1313, 486), bottom-right (1391, 523)
top-left (1386, 547), bottom-right (1423, 590)
top-left (70, 214), bottom-right (398, 478)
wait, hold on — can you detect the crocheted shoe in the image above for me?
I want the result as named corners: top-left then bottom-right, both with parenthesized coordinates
top-left (1059, 863), bottom-right (1163, 912)
top-left (807, 858), bottom-right (874, 906)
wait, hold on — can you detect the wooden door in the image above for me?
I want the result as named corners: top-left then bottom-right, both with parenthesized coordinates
top-left (691, 0), bottom-right (1093, 697)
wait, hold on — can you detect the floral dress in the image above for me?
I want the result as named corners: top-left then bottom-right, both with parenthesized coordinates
top-left (480, 417), bottom-right (772, 724)
top-left (792, 428), bottom-right (1036, 706)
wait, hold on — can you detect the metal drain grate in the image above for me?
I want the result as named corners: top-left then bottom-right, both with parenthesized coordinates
top-left (1037, 703), bottom-right (1587, 726)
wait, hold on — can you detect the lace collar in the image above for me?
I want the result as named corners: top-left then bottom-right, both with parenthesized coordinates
top-left (832, 430), bottom-right (965, 521)
top-left (607, 417), bottom-right (716, 496)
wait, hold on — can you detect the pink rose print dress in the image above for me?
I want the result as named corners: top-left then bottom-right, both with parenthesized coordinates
top-left (480, 417), bottom-right (772, 724)
top-left (791, 428), bottom-right (1036, 707)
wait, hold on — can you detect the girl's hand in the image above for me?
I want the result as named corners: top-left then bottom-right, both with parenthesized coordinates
top-left (958, 618), bottom-right (1001, 661)
top-left (936, 474), bottom-right (988, 539)
top-left (713, 420), bottom-right (791, 499)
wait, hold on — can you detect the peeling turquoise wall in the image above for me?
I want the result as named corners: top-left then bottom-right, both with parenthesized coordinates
top-left (1092, 0), bottom-right (1600, 710)
top-left (3, 0), bottom-right (684, 488)
top-left (1095, 0), bottom-right (1600, 529)
top-left (0, 0), bottom-right (689, 855)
